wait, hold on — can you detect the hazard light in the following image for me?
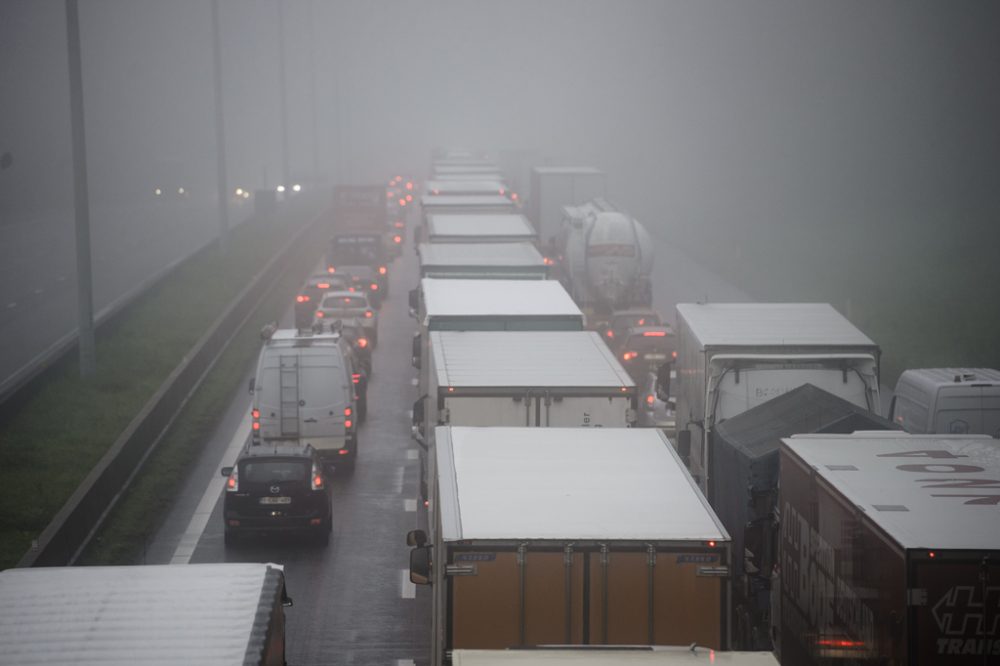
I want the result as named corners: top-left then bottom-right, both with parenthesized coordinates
top-left (643, 331), bottom-right (667, 337)
top-left (398, 198), bottom-right (406, 206)
top-left (605, 330), bottom-right (614, 338)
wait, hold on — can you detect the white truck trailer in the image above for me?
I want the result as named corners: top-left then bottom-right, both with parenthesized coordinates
top-left (672, 303), bottom-right (881, 497)
top-left (425, 213), bottom-right (538, 245)
top-left (407, 426), bottom-right (732, 665)
top-left (527, 166), bottom-right (607, 245)
top-left (417, 242), bottom-right (547, 281)
top-left (0, 563), bottom-right (291, 665)
top-left (425, 180), bottom-right (508, 196)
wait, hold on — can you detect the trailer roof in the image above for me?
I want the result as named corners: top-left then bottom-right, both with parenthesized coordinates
top-left (675, 303), bottom-right (876, 347)
top-left (531, 166), bottom-right (605, 175)
top-left (0, 563), bottom-right (284, 665)
top-left (427, 214), bottom-right (537, 240)
top-left (781, 433), bottom-right (1000, 550)
top-left (453, 648), bottom-right (778, 665)
top-left (420, 194), bottom-right (514, 208)
top-left (421, 278), bottom-right (582, 321)
top-left (419, 242), bottom-right (545, 270)
top-left (425, 179), bottom-right (508, 194)
top-left (431, 331), bottom-right (633, 389)
top-left (434, 164), bottom-right (501, 174)
top-left (437, 427), bottom-right (728, 542)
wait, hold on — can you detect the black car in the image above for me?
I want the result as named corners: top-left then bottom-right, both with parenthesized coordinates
top-left (294, 273), bottom-right (348, 328)
top-left (600, 309), bottom-right (662, 351)
top-left (221, 443), bottom-right (332, 545)
top-left (619, 325), bottom-right (677, 383)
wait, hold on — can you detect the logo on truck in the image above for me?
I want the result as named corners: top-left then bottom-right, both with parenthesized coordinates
top-left (932, 586), bottom-right (1000, 656)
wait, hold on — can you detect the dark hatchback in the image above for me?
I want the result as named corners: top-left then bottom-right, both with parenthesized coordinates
top-left (619, 325), bottom-right (677, 383)
top-left (221, 443), bottom-right (332, 545)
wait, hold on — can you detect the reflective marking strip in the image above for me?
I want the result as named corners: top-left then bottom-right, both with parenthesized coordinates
top-left (170, 414), bottom-right (251, 564)
top-left (400, 569), bottom-right (416, 599)
top-left (404, 499), bottom-right (417, 512)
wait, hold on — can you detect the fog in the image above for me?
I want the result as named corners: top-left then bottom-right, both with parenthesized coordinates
top-left (2, 0), bottom-right (999, 382)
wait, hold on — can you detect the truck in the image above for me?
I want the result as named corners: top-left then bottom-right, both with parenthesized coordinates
top-left (710, 383), bottom-right (896, 650)
top-left (890, 367), bottom-right (1000, 436)
top-left (250, 327), bottom-right (360, 468)
top-left (0, 563), bottom-right (292, 665)
top-left (451, 648), bottom-right (778, 665)
top-left (671, 302), bottom-right (881, 496)
top-left (425, 179), bottom-right (508, 196)
top-left (418, 194), bottom-right (517, 243)
top-left (778, 432), bottom-right (1000, 664)
top-left (330, 185), bottom-right (392, 290)
top-left (418, 242), bottom-right (548, 280)
top-left (526, 166), bottom-right (607, 247)
top-left (556, 198), bottom-right (654, 322)
top-left (425, 213), bottom-right (538, 245)
top-left (407, 426), bottom-right (732, 665)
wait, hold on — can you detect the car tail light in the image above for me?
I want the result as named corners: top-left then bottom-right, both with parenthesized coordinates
top-left (405, 194), bottom-right (413, 202)
top-left (352, 373), bottom-right (360, 384)
top-left (499, 188), bottom-right (505, 195)
top-left (394, 221), bottom-right (404, 229)
top-left (378, 266), bottom-right (387, 275)
top-left (338, 448), bottom-right (349, 456)
top-left (252, 421), bottom-right (260, 430)
top-left (405, 181), bottom-right (413, 190)
top-left (327, 266), bottom-right (336, 273)
top-left (643, 331), bottom-right (667, 337)
top-left (311, 463), bottom-right (324, 490)
top-left (393, 235), bottom-right (402, 243)
top-left (348, 286), bottom-right (356, 292)
top-left (637, 318), bottom-right (646, 326)
top-left (345, 419), bottom-right (353, 429)
top-left (344, 407), bottom-right (352, 417)
top-left (386, 190), bottom-right (393, 198)
top-left (296, 294), bottom-right (309, 303)
top-left (226, 466), bottom-right (239, 492)
top-left (672, 350), bottom-right (678, 360)
top-left (251, 409), bottom-right (260, 419)
top-left (364, 310), bottom-right (373, 318)
top-left (606, 330), bottom-right (614, 338)
top-left (646, 394), bottom-right (655, 405)
top-left (623, 351), bottom-right (638, 361)
top-left (356, 338), bottom-right (368, 348)
top-left (395, 175), bottom-right (402, 182)
top-left (707, 540), bottom-right (716, 547)
top-left (511, 192), bottom-right (519, 201)
top-left (398, 198), bottom-right (406, 206)
top-left (315, 311), bottom-right (324, 318)
top-left (432, 189), bottom-right (439, 195)
top-left (317, 282), bottom-right (330, 289)
top-left (370, 283), bottom-right (379, 291)
top-left (620, 386), bottom-right (628, 392)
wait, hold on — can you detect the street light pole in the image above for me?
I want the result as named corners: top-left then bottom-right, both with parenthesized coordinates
top-left (65, 0), bottom-right (96, 377)
top-left (308, 0), bottom-right (320, 185)
top-left (277, 0), bottom-right (289, 190)
top-left (210, 0), bottom-right (230, 253)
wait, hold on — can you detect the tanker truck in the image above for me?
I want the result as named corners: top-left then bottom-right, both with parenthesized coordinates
top-left (556, 198), bottom-right (654, 324)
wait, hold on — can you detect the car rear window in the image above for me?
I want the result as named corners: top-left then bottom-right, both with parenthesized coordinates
top-left (615, 313), bottom-right (660, 329)
top-left (324, 295), bottom-right (368, 309)
top-left (241, 459), bottom-right (310, 482)
top-left (624, 331), bottom-right (676, 352)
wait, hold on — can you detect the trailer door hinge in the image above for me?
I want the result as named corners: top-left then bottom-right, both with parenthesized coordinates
top-left (697, 566), bottom-right (730, 578)
top-left (445, 564), bottom-right (477, 577)
top-left (908, 588), bottom-right (928, 606)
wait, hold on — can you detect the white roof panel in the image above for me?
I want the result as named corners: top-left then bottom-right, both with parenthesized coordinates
top-left (0, 563), bottom-right (282, 665)
top-left (421, 278), bottom-right (582, 320)
top-left (419, 242), bottom-right (545, 269)
top-left (425, 180), bottom-right (508, 195)
top-left (454, 648), bottom-right (778, 665)
top-left (427, 214), bottom-right (537, 240)
top-left (782, 433), bottom-right (1000, 550)
top-left (676, 303), bottom-right (876, 347)
top-left (420, 194), bottom-right (514, 208)
top-left (437, 427), bottom-right (728, 542)
top-left (431, 331), bottom-right (633, 388)
top-left (532, 166), bottom-right (605, 175)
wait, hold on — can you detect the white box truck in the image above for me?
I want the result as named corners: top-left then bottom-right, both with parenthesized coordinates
top-left (418, 194), bottom-right (517, 243)
top-left (425, 213), bottom-right (538, 245)
top-left (527, 166), bottom-right (607, 245)
top-left (672, 303), bottom-right (881, 496)
top-left (417, 242), bottom-right (547, 281)
top-left (407, 427), bottom-right (732, 665)
top-left (0, 563), bottom-right (291, 665)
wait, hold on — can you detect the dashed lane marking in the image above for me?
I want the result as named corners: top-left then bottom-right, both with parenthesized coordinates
top-left (170, 415), bottom-right (251, 564)
top-left (393, 465), bottom-right (405, 494)
top-left (404, 499), bottom-right (417, 512)
top-left (410, 377), bottom-right (418, 386)
top-left (400, 569), bottom-right (416, 599)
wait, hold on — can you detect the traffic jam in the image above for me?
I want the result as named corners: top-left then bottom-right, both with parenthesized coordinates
top-left (216, 151), bottom-right (1000, 664)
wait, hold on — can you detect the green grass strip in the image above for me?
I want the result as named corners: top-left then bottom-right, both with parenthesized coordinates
top-left (0, 200), bottom-right (321, 569)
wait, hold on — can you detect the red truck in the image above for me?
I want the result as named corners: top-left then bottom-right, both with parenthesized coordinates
top-left (778, 432), bottom-right (1000, 664)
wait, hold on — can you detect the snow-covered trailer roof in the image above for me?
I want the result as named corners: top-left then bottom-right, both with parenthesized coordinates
top-left (675, 303), bottom-right (876, 348)
top-left (426, 214), bottom-right (537, 243)
top-left (418, 242), bottom-right (546, 279)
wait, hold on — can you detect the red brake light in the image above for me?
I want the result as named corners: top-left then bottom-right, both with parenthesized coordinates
top-left (316, 311), bottom-right (324, 318)
top-left (370, 283), bottom-right (379, 291)
top-left (405, 181), bottom-right (413, 190)
top-left (251, 409), bottom-right (260, 419)
top-left (386, 191), bottom-right (393, 198)
top-left (646, 394), bottom-right (655, 405)
top-left (707, 540), bottom-right (717, 548)
top-left (378, 266), bottom-right (387, 275)
top-left (643, 330), bottom-right (667, 337)
top-left (296, 294), bottom-right (309, 303)
top-left (327, 266), bottom-right (336, 274)
top-left (394, 221), bottom-right (404, 228)
top-left (252, 421), bottom-right (260, 430)
top-left (312, 474), bottom-right (324, 489)
top-left (344, 407), bottom-right (352, 416)
top-left (928, 551), bottom-right (936, 558)
top-left (338, 448), bottom-right (349, 456)
top-left (606, 330), bottom-right (614, 338)
top-left (398, 198), bottom-right (406, 206)
top-left (638, 318), bottom-right (646, 325)
top-left (395, 175), bottom-right (402, 182)
top-left (672, 350), bottom-right (678, 359)
top-left (499, 188), bottom-right (505, 195)
top-left (344, 297), bottom-right (352, 304)
top-left (405, 194), bottom-right (413, 202)
top-left (357, 338), bottom-right (368, 348)
top-left (317, 282), bottom-right (330, 289)
top-left (511, 193), bottom-right (518, 201)
top-left (393, 235), bottom-right (402, 243)
top-left (364, 310), bottom-right (373, 318)
top-left (345, 419), bottom-right (353, 429)
top-left (623, 351), bottom-right (638, 361)
top-left (352, 373), bottom-right (360, 384)
top-left (227, 476), bottom-right (236, 489)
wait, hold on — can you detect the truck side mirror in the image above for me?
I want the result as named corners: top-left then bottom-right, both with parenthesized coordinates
top-left (655, 362), bottom-right (671, 401)
top-left (411, 396), bottom-right (426, 442)
top-left (411, 332), bottom-right (422, 369)
top-left (248, 378), bottom-right (255, 394)
top-left (407, 529), bottom-right (428, 547)
top-left (410, 546), bottom-right (431, 585)
top-left (677, 429), bottom-right (691, 460)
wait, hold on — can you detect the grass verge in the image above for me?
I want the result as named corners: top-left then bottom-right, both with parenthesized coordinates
top-left (0, 198), bottom-right (321, 569)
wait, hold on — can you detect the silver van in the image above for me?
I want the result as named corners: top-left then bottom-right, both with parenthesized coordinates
top-left (890, 368), bottom-right (1000, 437)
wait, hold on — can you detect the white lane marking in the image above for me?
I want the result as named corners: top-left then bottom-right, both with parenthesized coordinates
top-left (406, 449), bottom-right (418, 460)
top-left (404, 498), bottom-right (417, 512)
top-left (33, 288), bottom-right (42, 294)
top-left (6, 302), bottom-right (15, 308)
top-left (393, 466), bottom-right (404, 494)
top-left (170, 415), bottom-right (251, 564)
top-left (400, 569), bottom-right (416, 599)
top-left (397, 661), bottom-right (415, 666)
top-left (410, 377), bottom-right (418, 386)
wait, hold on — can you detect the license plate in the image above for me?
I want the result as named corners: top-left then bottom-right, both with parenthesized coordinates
top-left (259, 497), bottom-right (291, 505)
top-left (644, 353), bottom-right (667, 360)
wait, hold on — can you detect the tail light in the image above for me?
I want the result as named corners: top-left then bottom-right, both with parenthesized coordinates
top-left (327, 266), bottom-right (336, 274)
top-left (252, 409), bottom-right (260, 419)
top-left (405, 194), bottom-right (413, 202)
top-left (338, 448), bottom-right (350, 456)
top-left (378, 266), bottom-right (387, 275)
top-left (605, 330), bottom-right (614, 338)
top-left (398, 198), bottom-right (406, 206)
top-left (393, 235), bottom-right (402, 243)
top-left (316, 311), bottom-right (324, 318)
top-left (511, 193), bottom-right (519, 201)
top-left (364, 310), bottom-right (373, 318)
top-left (356, 338), bottom-right (368, 348)
top-left (432, 189), bottom-right (439, 195)
top-left (637, 318), bottom-right (646, 326)
top-left (226, 466), bottom-right (239, 492)
top-left (344, 406), bottom-right (352, 416)
top-left (394, 221), bottom-right (404, 229)
top-left (296, 294), bottom-right (309, 303)
top-left (370, 283), bottom-right (379, 291)
top-left (643, 330), bottom-right (667, 337)
top-left (386, 190), bottom-right (393, 198)
top-left (317, 282), bottom-right (330, 289)
top-left (311, 463), bottom-right (324, 490)
top-left (623, 351), bottom-right (638, 361)
top-left (672, 350), bottom-right (678, 360)
top-left (646, 394), bottom-right (655, 406)
top-left (345, 418), bottom-right (353, 429)
top-left (405, 181), bottom-right (413, 191)
top-left (542, 256), bottom-right (554, 266)
top-left (351, 373), bottom-right (360, 385)
top-left (707, 540), bottom-right (717, 548)
top-left (499, 188), bottom-right (505, 195)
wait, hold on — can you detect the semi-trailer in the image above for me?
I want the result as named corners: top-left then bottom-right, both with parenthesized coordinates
top-left (425, 213), bottom-right (538, 245)
top-left (417, 242), bottom-right (547, 280)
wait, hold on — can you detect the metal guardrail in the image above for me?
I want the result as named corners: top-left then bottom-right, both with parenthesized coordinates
top-left (18, 205), bottom-right (327, 567)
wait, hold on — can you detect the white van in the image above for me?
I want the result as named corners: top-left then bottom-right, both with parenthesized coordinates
top-left (250, 327), bottom-right (360, 468)
top-left (890, 368), bottom-right (1000, 436)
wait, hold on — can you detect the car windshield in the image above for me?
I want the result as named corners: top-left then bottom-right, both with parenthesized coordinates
top-left (241, 459), bottom-right (309, 483)
top-left (624, 331), bottom-right (676, 353)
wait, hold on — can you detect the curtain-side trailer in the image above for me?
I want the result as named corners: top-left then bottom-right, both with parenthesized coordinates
top-left (673, 302), bottom-right (881, 497)
top-left (778, 433), bottom-right (1000, 664)
top-left (408, 426), bottom-right (731, 666)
